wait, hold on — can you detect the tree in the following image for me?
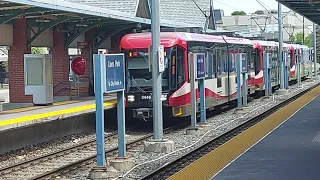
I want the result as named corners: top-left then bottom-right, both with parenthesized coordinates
top-left (31, 47), bottom-right (46, 54)
top-left (231, 11), bottom-right (247, 16)
top-left (291, 32), bottom-right (312, 47)
top-left (254, 10), bottom-right (264, 15)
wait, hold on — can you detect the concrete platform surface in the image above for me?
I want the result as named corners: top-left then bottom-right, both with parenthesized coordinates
top-left (0, 95), bottom-right (117, 131)
top-left (212, 96), bottom-right (320, 180)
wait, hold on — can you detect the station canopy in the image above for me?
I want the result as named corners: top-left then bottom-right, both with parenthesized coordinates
top-left (0, 0), bottom-right (201, 48)
top-left (278, 0), bottom-right (320, 25)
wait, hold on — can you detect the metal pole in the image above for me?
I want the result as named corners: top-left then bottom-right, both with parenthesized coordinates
top-left (236, 54), bottom-right (242, 108)
top-left (242, 72), bottom-right (247, 106)
top-left (93, 54), bottom-right (106, 167)
top-left (263, 53), bottom-right (269, 96)
top-left (117, 90), bottom-right (126, 157)
top-left (278, 2), bottom-right (285, 90)
top-left (151, 0), bottom-right (163, 140)
top-left (302, 17), bottom-right (305, 44)
top-left (284, 53), bottom-right (289, 89)
top-left (199, 78), bottom-right (206, 124)
top-left (313, 23), bottom-right (317, 79)
top-left (210, 0), bottom-right (217, 30)
top-left (297, 53), bottom-right (301, 86)
top-left (268, 66), bottom-right (272, 95)
top-left (190, 54), bottom-right (197, 127)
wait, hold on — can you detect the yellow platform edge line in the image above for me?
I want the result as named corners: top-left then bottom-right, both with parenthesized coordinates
top-left (168, 86), bottom-right (320, 180)
top-left (0, 100), bottom-right (81, 114)
top-left (0, 100), bottom-right (117, 127)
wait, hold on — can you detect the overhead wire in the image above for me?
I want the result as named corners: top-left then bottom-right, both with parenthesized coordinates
top-left (212, 0), bottom-right (315, 38)
top-left (214, 0), bottom-right (239, 11)
top-left (256, 0), bottom-right (313, 32)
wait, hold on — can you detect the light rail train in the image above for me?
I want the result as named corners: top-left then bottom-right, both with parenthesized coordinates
top-left (120, 32), bottom-right (314, 121)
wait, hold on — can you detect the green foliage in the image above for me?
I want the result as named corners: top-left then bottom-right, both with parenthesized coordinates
top-left (254, 10), bottom-right (264, 15)
top-left (31, 47), bottom-right (46, 54)
top-left (291, 32), bottom-right (312, 47)
top-left (231, 11), bottom-right (247, 16)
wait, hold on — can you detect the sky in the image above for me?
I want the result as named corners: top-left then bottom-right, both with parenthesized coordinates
top-left (213, 0), bottom-right (290, 16)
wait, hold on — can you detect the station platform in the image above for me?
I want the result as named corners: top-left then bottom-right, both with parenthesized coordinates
top-left (169, 86), bottom-right (320, 180)
top-left (0, 94), bottom-right (117, 131)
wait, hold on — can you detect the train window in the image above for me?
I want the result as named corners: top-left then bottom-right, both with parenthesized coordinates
top-left (216, 46), bottom-right (228, 88)
top-left (171, 49), bottom-right (177, 89)
top-left (230, 53), bottom-right (236, 72)
top-left (176, 47), bottom-right (185, 88)
top-left (220, 48), bottom-right (228, 73)
top-left (247, 49), bottom-right (255, 69)
top-left (206, 51), bottom-right (215, 79)
top-left (254, 49), bottom-right (261, 75)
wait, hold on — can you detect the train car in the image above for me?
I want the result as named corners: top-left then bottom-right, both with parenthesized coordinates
top-left (292, 44), bottom-right (311, 79)
top-left (120, 32), bottom-right (256, 121)
top-left (286, 43), bottom-right (313, 81)
top-left (251, 40), bottom-right (280, 92)
top-left (286, 44), bottom-right (298, 81)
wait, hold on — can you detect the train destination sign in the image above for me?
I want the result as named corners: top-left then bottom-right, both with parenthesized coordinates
top-left (105, 54), bottom-right (125, 93)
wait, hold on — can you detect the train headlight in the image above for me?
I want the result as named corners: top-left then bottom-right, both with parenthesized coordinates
top-left (127, 95), bottom-right (135, 102)
top-left (161, 94), bottom-right (167, 101)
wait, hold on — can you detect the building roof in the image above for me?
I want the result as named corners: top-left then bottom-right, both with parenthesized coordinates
top-left (65, 0), bottom-right (210, 28)
top-left (66, 0), bottom-right (138, 15)
top-left (159, 0), bottom-right (210, 28)
top-left (4, 0), bottom-right (200, 28)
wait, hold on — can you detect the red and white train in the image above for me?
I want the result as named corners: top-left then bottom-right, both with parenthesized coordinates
top-left (120, 32), bottom-right (312, 120)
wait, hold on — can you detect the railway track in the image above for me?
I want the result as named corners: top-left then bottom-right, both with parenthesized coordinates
top-left (0, 131), bottom-right (120, 179)
top-left (0, 123), bottom-right (187, 180)
top-left (141, 82), bottom-right (319, 180)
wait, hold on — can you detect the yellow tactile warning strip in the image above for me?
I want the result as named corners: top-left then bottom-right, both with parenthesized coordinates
top-left (0, 100), bottom-right (81, 114)
top-left (168, 86), bottom-right (320, 180)
top-left (0, 100), bottom-right (117, 127)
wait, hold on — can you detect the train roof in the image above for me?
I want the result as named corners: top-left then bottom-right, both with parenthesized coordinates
top-left (252, 40), bottom-right (278, 47)
top-left (120, 32), bottom-right (310, 51)
top-left (289, 43), bottom-right (309, 49)
top-left (120, 32), bottom-right (252, 50)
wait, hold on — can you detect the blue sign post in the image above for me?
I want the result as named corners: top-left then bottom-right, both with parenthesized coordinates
top-left (93, 53), bottom-right (126, 168)
top-left (195, 53), bottom-right (206, 125)
top-left (105, 54), bottom-right (126, 158)
top-left (93, 54), bottom-right (106, 167)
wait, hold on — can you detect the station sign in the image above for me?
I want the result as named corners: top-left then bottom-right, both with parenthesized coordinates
top-left (77, 41), bottom-right (88, 49)
top-left (104, 54), bottom-right (125, 93)
top-left (195, 53), bottom-right (206, 79)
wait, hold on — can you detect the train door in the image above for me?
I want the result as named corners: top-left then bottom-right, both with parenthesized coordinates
top-left (216, 46), bottom-right (223, 97)
top-left (215, 44), bottom-right (228, 104)
top-left (247, 47), bottom-right (256, 94)
top-left (270, 47), bottom-right (279, 87)
top-left (228, 49), bottom-right (236, 102)
top-left (206, 49), bottom-right (218, 107)
top-left (254, 46), bottom-right (263, 88)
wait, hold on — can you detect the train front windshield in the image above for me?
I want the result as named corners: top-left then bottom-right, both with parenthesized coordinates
top-left (125, 49), bottom-right (170, 92)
